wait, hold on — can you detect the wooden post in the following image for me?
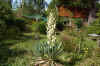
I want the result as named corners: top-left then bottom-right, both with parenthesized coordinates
top-left (97, 38), bottom-right (100, 47)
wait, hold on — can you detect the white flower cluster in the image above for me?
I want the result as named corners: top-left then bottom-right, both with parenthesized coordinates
top-left (47, 11), bottom-right (57, 45)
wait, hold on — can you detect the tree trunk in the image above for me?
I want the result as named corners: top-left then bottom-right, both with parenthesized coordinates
top-left (97, 38), bottom-right (100, 47)
top-left (88, 9), bottom-right (96, 25)
top-left (17, 0), bottom-right (24, 17)
top-left (88, 0), bottom-right (96, 25)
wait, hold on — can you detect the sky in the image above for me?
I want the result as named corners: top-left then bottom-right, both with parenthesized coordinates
top-left (11, 0), bottom-right (22, 10)
top-left (45, 0), bottom-right (52, 10)
top-left (11, 0), bottom-right (52, 10)
top-left (45, 0), bottom-right (52, 4)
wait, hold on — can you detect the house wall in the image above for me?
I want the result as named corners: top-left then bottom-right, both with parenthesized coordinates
top-left (58, 5), bottom-right (89, 18)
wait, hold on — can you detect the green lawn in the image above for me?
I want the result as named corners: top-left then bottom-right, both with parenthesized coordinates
top-left (0, 31), bottom-right (99, 66)
top-left (0, 32), bottom-right (46, 66)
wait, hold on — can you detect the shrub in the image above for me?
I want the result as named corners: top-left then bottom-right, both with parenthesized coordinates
top-left (35, 21), bottom-right (65, 34)
top-left (6, 27), bottom-right (20, 38)
top-left (87, 22), bottom-right (100, 34)
top-left (60, 32), bottom-right (76, 52)
top-left (88, 10), bottom-right (100, 34)
top-left (15, 18), bottom-right (33, 33)
top-left (70, 52), bottom-right (84, 64)
top-left (74, 18), bottom-right (83, 29)
top-left (37, 22), bottom-right (46, 34)
top-left (0, 1), bottom-right (16, 26)
top-left (56, 21), bottom-right (65, 31)
top-left (15, 18), bottom-right (27, 31)
top-left (94, 48), bottom-right (100, 57)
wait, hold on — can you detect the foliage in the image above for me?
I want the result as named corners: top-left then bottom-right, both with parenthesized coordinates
top-left (33, 20), bottom-right (68, 34)
top-left (88, 10), bottom-right (100, 34)
top-left (58, 0), bottom-right (96, 8)
top-left (0, 1), bottom-right (31, 39)
top-left (66, 38), bottom-right (96, 65)
top-left (33, 40), bottom-right (64, 66)
top-left (94, 48), bottom-right (100, 57)
top-left (56, 53), bottom-right (72, 63)
top-left (56, 21), bottom-right (65, 31)
top-left (48, 0), bottom-right (57, 9)
top-left (23, 0), bottom-right (46, 15)
top-left (88, 22), bottom-right (100, 34)
top-left (76, 32), bottom-right (96, 57)
top-left (74, 18), bottom-right (83, 29)
top-left (15, 18), bottom-right (33, 32)
top-left (0, 1), bottom-right (16, 38)
top-left (56, 17), bottom-right (69, 31)
top-left (0, 0), bottom-right (33, 38)
top-left (58, 30), bottom-right (97, 65)
top-left (0, 35), bottom-right (35, 66)
top-left (0, 20), bottom-right (6, 39)
top-left (7, 57), bottom-right (30, 66)
top-left (96, 2), bottom-right (100, 9)
top-left (60, 33), bottom-right (76, 52)
top-left (37, 22), bottom-right (46, 34)
top-left (71, 53), bottom-right (84, 64)
top-left (0, 1), bottom-right (33, 38)
top-left (34, 40), bottom-right (63, 59)
top-left (0, 1), bottom-right (15, 23)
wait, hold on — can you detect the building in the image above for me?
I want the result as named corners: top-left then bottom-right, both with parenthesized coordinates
top-left (57, 0), bottom-right (97, 26)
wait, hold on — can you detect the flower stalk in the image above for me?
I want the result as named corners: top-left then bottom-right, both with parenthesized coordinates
top-left (47, 9), bottom-right (57, 45)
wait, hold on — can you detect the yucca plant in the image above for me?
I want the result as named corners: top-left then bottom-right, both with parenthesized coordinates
top-left (33, 40), bottom-right (63, 66)
top-left (32, 8), bottom-right (64, 66)
top-left (34, 40), bottom-right (63, 58)
top-left (32, 0), bottom-right (64, 65)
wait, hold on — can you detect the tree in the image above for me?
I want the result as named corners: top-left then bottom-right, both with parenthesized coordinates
top-left (0, 1), bottom-right (29, 38)
top-left (23, 0), bottom-right (46, 15)
top-left (85, 0), bottom-right (97, 25)
top-left (0, 1), bottom-right (15, 25)
top-left (0, 1), bottom-right (16, 38)
top-left (88, 10), bottom-right (100, 34)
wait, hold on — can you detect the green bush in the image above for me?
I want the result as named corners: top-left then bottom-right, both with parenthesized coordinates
top-left (37, 22), bottom-right (46, 34)
top-left (15, 18), bottom-right (33, 33)
top-left (74, 18), bottom-right (83, 29)
top-left (88, 10), bottom-right (100, 34)
top-left (6, 27), bottom-right (20, 38)
top-left (37, 21), bottom-right (65, 34)
top-left (60, 33), bottom-right (76, 52)
top-left (56, 21), bottom-right (65, 31)
top-left (0, 1), bottom-right (15, 25)
top-left (70, 53), bottom-right (84, 64)
top-left (94, 48), bottom-right (100, 57)
top-left (0, 1), bottom-right (33, 38)
top-left (0, 1), bottom-right (17, 38)
top-left (88, 22), bottom-right (100, 34)
top-left (34, 21), bottom-right (65, 34)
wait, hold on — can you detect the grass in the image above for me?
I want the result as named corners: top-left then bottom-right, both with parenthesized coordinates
top-left (0, 32), bottom-right (45, 66)
top-left (0, 27), bottom-right (99, 66)
top-left (0, 22), bottom-right (47, 66)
